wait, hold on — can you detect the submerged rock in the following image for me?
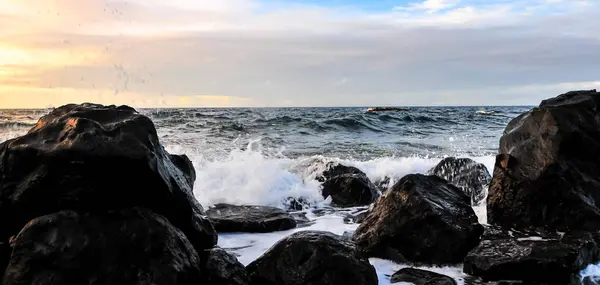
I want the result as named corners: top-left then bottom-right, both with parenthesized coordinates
top-left (367, 107), bottom-right (407, 112)
top-left (317, 163), bottom-right (380, 207)
top-left (3, 208), bottom-right (203, 285)
top-left (353, 174), bottom-right (483, 265)
top-left (206, 204), bottom-right (296, 233)
top-left (463, 226), bottom-right (600, 284)
top-left (428, 157), bottom-right (491, 206)
top-left (487, 90), bottom-right (600, 231)
top-left (391, 268), bottom-right (457, 285)
top-left (246, 231), bottom-right (378, 285)
top-left (0, 103), bottom-right (217, 252)
top-left (202, 248), bottom-right (249, 285)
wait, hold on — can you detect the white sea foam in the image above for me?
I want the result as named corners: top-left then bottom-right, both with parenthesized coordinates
top-left (173, 140), bottom-right (497, 211)
top-left (168, 141), bottom-right (500, 284)
top-left (217, 209), bottom-right (468, 285)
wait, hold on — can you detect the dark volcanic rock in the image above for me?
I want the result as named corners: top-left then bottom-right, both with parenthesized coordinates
top-left (0, 103), bottom-right (217, 252)
top-left (464, 228), bottom-right (600, 284)
top-left (3, 208), bottom-right (203, 285)
top-left (487, 90), bottom-right (600, 231)
top-left (353, 174), bottom-right (483, 265)
top-left (206, 204), bottom-right (296, 233)
top-left (428, 157), bottom-right (491, 206)
top-left (318, 163), bottom-right (380, 207)
top-left (391, 268), bottom-right (457, 285)
top-left (246, 231), bottom-right (378, 285)
top-left (202, 248), bottom-right (249, 285)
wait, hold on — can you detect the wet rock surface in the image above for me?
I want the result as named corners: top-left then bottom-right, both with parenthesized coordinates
top-left (464, 226), bottom-right (600, 285)
top-left (3, 208), bottom-right (203, 285)
top-left (0, 103), bottom-right (217, 252)
top-left (487, 90), bottom-right (600, 231)
top-left (0, 103), bottom-right (221, 283)
top-left (391, 268), bottom-right (457, 285)
top-left (206, 204), bottom-right (296, 233)
top-left (428, 157), bottom-right (491, 206)
top-left (246, 231), bottom-right (378, 285)
top-left (202, 248), bottom-right (249, 285)
top-left (317, 163), bottom-right (380, 207)
top-left (353, 174), bottom-right (483, 265)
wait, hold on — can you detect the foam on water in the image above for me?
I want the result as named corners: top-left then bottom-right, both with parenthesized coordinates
top-left (218, 209), bottom-right (468, 285)
top-left (173, 139), bottom-right (496, 213)
top-left (170, 141), bottom-right (496, 284)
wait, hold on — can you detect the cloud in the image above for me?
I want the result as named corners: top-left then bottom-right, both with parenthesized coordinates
top-left (0, 0), bottom-right (598, 108)
top-left (395, 0), bottom-right (460, 13)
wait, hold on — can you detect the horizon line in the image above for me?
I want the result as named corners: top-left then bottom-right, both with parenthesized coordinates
top-left (0, 104), bottom-right (537, 110)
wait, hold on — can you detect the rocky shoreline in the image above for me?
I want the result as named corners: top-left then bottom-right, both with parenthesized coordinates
top-left (0, 90), bottom-right (599, 284)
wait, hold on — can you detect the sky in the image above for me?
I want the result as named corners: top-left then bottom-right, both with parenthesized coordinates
top-left (0, 0), bottom-right (599, 108)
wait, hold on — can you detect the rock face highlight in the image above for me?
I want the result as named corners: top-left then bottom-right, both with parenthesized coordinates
top-left (206, 204), bottom-right (296, 233)
top-left (487, 89), bottom-right (600, 231)
top-left (246, 231), bottom-right (378, 285)
top-left (4, 208), bottom-right (203, 285)
top-left (428, 157), bottom-right (491, 206)
top-left (353, 174), bottom-right (483, 265)
top-left (317, 163), bottom-right (379, 207)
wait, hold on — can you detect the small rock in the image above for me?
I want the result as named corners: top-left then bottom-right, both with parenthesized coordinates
top-left (206, 204), bottom-right (296, 233)
top-left (246, 231), bottom-right (378, 285)
top-left (202, 247), bottom-right (249, 285)
top-left (391, 268), bottom-right (456, 285)
top-left (353, 174), bottom-right (483, 265)
top-left (428, 157), bottom-right (491, 206)
top-left (463, 229), bottom-right (600, 284)
top-left (284, 197), bottom-right (310, 211)
top-left (318, 163), bottom-right (380, 207)
top-left (289, 212), bottom-right (315, 228)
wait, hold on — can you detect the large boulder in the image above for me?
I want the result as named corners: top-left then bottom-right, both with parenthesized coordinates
top-left (428, 157), bottom-right (491, 206)
top-left (206, 204), bottom-right (296, 233)
top-left (317, 163), bottom-right (379, 207)
top-left (487, 90), bottom-right (600, 231)
top-left (0, 103), bottom-right (216, 252)
top-left (463, 226), bottom-right (600, 284)
top-left (246, 231), bottom-right (378, 285)
top-left (3, 208), bottom-right (203, 285)
top-left (353, 174), bottom-right (483, 265)
top-left (202, 248), bottom-right (249, 285)
top-left (391, 268), bottom-right (456, 285)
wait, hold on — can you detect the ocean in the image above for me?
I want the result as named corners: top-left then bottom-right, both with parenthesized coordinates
top-left (0, 105), bottom-right (550, 284)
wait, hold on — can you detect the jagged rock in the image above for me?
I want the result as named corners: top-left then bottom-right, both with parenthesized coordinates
top-left (202, 248), bottom-right (249, 285)
top-left (206, 204), bottom-right (296, 233)
top-left (428, 157), bottom-right (491, 206)
top-left (464, 227), bottom-right (600, 284)
top-left (317, 163), bottom-right (379, 207)
top-left (0, 103), bottom-right (217, 252)
top-left (3, 208), bottom-right (203, 285)
top-left (353, 174), bottom-right (483, 265)
top-left (391, 268), bottom-right (457, 285)
top-left (487, 90), bottom-right (600, 231)
top-left (246, 231), bottom-right (378, 285)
